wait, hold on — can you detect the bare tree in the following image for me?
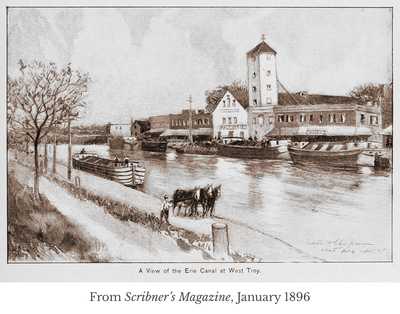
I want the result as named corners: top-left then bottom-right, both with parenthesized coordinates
top-left (7, 60), bottom-right (89, 198)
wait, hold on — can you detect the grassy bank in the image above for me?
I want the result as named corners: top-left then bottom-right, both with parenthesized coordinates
top-left (7, 171), bottom-right (104, 262)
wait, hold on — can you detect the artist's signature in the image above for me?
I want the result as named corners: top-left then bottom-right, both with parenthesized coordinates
top-left (308, 239), bottom-right (386, 254)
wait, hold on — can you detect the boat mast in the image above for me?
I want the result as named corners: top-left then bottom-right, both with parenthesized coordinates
top-left (188, 95), bottom-right (193, 144)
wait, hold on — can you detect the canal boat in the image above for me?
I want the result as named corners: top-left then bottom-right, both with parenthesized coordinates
top-left (288, 141), bottom-right (363, 168)
top-left (141, 140), bottom-right (168, 152)
top-left (217, 142), bottom-right (282, 159)
top-left (72, 152), bottom-right (146, 187)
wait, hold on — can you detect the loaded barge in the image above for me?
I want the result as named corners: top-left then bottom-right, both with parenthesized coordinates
top-left (72, 152), bottom-right (145, 187)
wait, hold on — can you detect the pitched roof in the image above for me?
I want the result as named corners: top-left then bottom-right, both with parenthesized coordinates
top-left (206, 89), bottom-right (249, 113)
top-left (247, 40), bottom-right (277, 57)
top-left (278, 93), bottom-right (356, 106)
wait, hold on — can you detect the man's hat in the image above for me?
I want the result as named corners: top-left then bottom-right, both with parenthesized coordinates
top-left (163, 194), bottom-right (169, 199)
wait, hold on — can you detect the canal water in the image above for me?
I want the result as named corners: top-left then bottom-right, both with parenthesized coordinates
top-left (56, 144), bottom-right (392, 262)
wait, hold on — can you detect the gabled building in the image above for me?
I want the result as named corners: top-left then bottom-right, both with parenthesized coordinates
top-left (211, 90), bottom-right (249, 139)
top-left (132, 120), bottom-right (150, 138)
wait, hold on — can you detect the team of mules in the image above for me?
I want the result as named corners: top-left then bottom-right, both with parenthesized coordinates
top-left (172, 184), bottom-right (222, 218)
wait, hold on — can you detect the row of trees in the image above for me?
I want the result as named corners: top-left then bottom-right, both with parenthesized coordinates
top-left (7, 60), bottom-right (90, 198)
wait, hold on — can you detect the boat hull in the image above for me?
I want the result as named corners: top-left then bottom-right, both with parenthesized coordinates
top-left (217, 144), bottom-right (281, 159)
top-left (72, 154), bottom-right (145, 187)
top-left (175, 145), bottom-right (217, 155)
top-left (141, 141), bottom-right (167, 152)
top-left (288, 145), bottom-right (362, 168)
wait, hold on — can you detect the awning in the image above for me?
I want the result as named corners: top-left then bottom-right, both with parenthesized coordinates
top-left (268, 126), bottom-right (373, 138)
top-left (383, 125), bottom-right (392, 136)
top-left (144, 128), bottom-right (167, 134)
top-left (160, 128), bottom-right (213, 137)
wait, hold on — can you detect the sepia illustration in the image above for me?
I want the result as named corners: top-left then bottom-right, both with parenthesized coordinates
top-left (7, 7), bottom-right (392, 263)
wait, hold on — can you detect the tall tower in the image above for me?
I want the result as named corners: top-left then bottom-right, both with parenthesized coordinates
top-left (247, 35), bottom-right (278, 139)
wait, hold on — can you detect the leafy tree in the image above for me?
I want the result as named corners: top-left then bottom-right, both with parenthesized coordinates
top-left (349, 82), bottom-right (392, 128)
top-left (7, 60), bottom-right (89, 198)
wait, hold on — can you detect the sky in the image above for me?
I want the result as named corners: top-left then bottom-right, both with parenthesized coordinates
top-left (8, 7), bottom-right (392, 125)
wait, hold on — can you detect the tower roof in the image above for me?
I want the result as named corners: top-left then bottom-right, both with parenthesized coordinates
top-left (247, 40), bottom-right (277, 57)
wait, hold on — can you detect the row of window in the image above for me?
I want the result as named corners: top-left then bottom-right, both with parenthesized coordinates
top-left (172, 118), bottom-right (210, 127)
top-left (361, 114), bottom-right (379, 125)
top-left (222, 117), bottom-right (238, 125)
top-left (277, 113), bottom-right (347, 124)
top-left (252, 116), bottom-right (274, 126)
top-left (253, 98), bottom-right (272, 105)
top-left (251, 70), bottom-right (272, 78)
top-left (252, 85), bottom-right (272, 92)
top-left (222, 95), bottom-right (236, 107)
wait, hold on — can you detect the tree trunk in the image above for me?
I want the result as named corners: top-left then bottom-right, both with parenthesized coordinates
top-left (33, 141), bottom-right (40, 199)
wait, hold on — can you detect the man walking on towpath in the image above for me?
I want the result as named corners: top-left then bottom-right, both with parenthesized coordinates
top-left (160, 194), bottom-right (170, 225)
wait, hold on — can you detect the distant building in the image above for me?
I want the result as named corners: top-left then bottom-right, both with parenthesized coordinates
top-left (160, 109), bottom-right (213, 141)
top-left (109, 123), bottom-right (131, 137)
top-left (146, 114), bottom-right (171, 137)
top-left (169, 109), bottom-right (212, 130)
top-left (210, 90), bottom-right (249, 139)
top-left (247, 36), bottom-right (279, 139)
top-left (132, 120), bottom-right (150, 138)
top-left (270, 99), bottom-right (383, 145)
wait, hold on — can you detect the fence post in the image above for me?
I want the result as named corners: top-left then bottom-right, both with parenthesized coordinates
top-left (212, 223), bottom-right (230, 259)
top-left (74, 176), bottom-right (81, 188)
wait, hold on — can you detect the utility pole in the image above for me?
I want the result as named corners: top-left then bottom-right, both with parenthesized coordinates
top-left (188, 95), bottom-right (193, 144)
top-left (67, 109), bottom-right (72, 180)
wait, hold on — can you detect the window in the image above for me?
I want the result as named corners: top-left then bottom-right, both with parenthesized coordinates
top-left (266, 54), bottom-right (271, 60)
top-left (204, 118), bottom-right (209, 125)
top-left (234, 117), bottom-right (238, 124)
top-left (333, 114), bottom-right (336, 123)
top-left (253, 99), bottom-right (258, 105)
top-left (300, 114), bottom-right (306, 123)
top-left (228, 117), bottom-right (232, 124)
top-left (340, 114), bottom-right (346, 123)
top-left (218, 131), bottom-right (221, 139)
top-left (370, 115), bottom-right (378, 125)
top-left (222, 117), bottom-right (226, 124)
top-left (319, 114), bottom-right (323, 124)
top-left (266, 70), bottom-right (271, 76)
top-left (227, 95), bottom-right (231, 107)
top-left (266, 84), bottom-right (271, 90)
top-left (268, 116), bottom-right (274, 124)
top-left (284, 115), bottom-right (289, 123)
top-left (252, 86), bottom-right (257, 92)
top-left (252, 118), bottom-right (256, 125)
top-left (223, 100), bottom-right (226, 107)
top-left (266, 98), bottom-right (272, 104)
top-left (232, 99), bottom-right (236, 107)
top-left (252, 72), bottom-right (256, 78)
top-left (289, 115), bottom-right (294, 122)
top-left (329, 114), bottom-right (334, 123)
top-left (240, 131), bottom-right (244, 138)
top-left (277, 115), bottom-right (284, 123)
top-left (198, 119), bottom-right (202, 126)
top-left (309, 114), bottom-right (314, 122)
top-left (360, 113), bottom-right (366, 124)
